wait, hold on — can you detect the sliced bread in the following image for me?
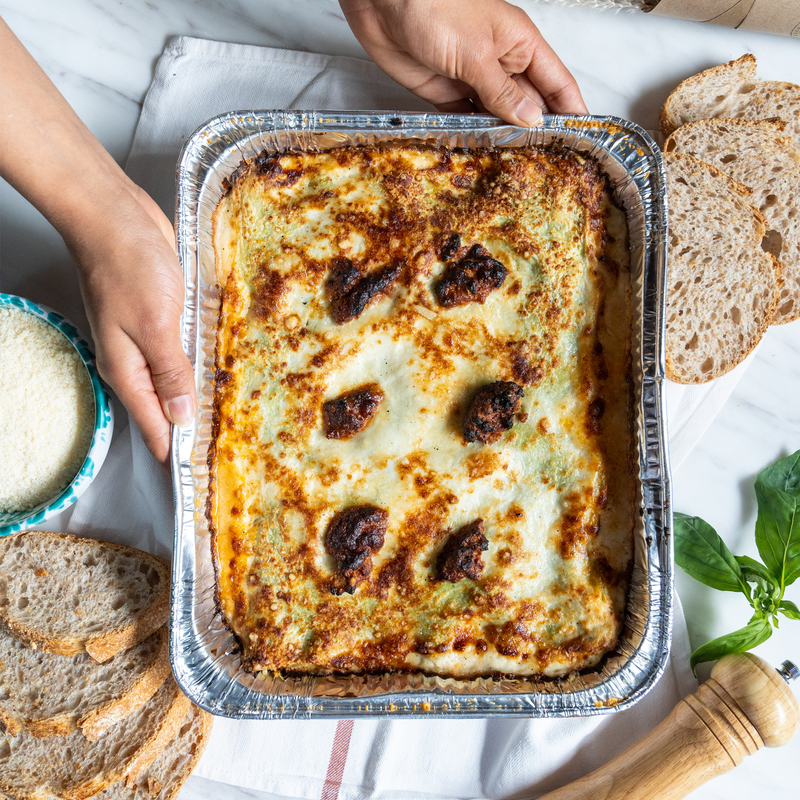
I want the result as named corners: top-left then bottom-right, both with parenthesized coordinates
top-left (0, 625), bottom-right (169, 741)
top-left (761, 171), bottom-right (800, 322)
top-left (660, 54), bottom-right (800, 150)
top-left (0, 676), bottom-right (190, 800)
top-left (89, 705), bottom-right (213, 800)
top-left (664, 153), bottom-right (779, 383)
top-left (0, 531), bottom-right (169, 662)
top-left (664, 118), bottom-right (800, 324)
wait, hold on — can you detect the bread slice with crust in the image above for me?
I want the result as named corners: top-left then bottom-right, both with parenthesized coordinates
top-left (0, 531), bottom-right (169, 663)
top-left (664, 118), bottom-right (800, 324)
top-left (0, 676), bottom-right (190, 800)
top-left (665, 153), bottom-right (779, 383)
top-left (0, 625), bottom-right (170, 741)
top-left (761, 171), bottom-right (800, 322)
top-left (87, 705), bottom-right (213, 800)
top-left (660, 54), bottom-right (800, 150)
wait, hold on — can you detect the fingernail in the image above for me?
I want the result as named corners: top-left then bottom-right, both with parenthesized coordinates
top-left (516, 97), bottom-right (543, 127)
top-left (166, 395), bottom-right (195, 427)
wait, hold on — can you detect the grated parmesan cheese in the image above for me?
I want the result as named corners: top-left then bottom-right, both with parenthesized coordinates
top-left (0, 307), bottom-right (94, 512)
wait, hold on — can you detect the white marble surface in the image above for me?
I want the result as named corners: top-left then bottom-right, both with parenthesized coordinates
top-left (0, 1), bottom-right (798, 798)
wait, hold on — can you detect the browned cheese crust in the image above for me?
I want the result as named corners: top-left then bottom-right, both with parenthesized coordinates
top-left (208, 143), bottom-right (635, 678)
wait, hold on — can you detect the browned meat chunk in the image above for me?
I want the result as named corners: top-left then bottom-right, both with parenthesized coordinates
top-left (327, 257), bottom-right (360, 296)
top-left (323, 383), bottom-right (384, 440)
top-left (463, 381), bottom-right (523, 444)
top-left (439, 232), bottom-right (461, 261)
top-left (435, 244), bottom-right (507, 308)
top-left (326, 258), bottom-right (401, 324)
top-left (325, 505), bottom-right (388, 594)
top-left (438, 519), bottom-right (489, 582)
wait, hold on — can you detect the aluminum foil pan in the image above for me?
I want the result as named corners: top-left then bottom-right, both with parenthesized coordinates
top-left (172, 110), bottom-right (671, 719)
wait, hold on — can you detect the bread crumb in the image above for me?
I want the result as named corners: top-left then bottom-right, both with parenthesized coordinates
top-left (0, 308), bottom-right (94, 512)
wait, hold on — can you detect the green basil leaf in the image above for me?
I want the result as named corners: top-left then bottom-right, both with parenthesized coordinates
top-left (674, 513), bottom-right (747, 593)
top-left (735, 555), bottom-right (774, 586)
top-left (755, 450), bottom-right (800, 589)
top-left (735, 556), bottom-right (774, 599)
top-left (778, 600), bottom-right (800, 621)
top-left (690, 614), bottom-right (773, 671)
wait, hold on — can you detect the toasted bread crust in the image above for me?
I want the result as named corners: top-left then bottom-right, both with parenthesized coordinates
top-left (0, 678), bottom-right (190, 800)
top-left (119, 686), bottom-right (191, 791)
top-left (80, 626), bottom-right (171, 741)
top-left (169, 708), bottom-right (214, 799)
top-left (668, 152), bottom-right (757, 204)
top-left (0, 531), bottom-right (170, 663)
top-left (659, 54), bottom-right (757, 137)
top-left (660, 53), bottom-right (800, 155)
top-left (0, 707), bottom-right (21, 737)
top-left (663, 116), bottom-right (790, 154)
top-left (1, 628), bottom-right (170, 742)
top-left (76, 706), bottom-right (213, 800)
top-left (84, 590), bottom-right (170, 664)
top-left (123, 706), bottom-right (213, 799)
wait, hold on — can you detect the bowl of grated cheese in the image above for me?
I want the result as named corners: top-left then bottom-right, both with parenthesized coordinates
top-left (0, 294), bottom-right (114, 535)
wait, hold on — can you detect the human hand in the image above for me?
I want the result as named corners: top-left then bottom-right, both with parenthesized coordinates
top-left (65, 181), bottom-right (195, 466)
top-left (339, 0), bottom-right (588, 125)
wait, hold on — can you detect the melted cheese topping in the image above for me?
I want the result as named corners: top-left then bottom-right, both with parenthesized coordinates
top-left (210, 144), bottom-right (634, 677)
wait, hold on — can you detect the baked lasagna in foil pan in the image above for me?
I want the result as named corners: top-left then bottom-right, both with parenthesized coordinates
top-left (172, 111), bottom-right (671, 718)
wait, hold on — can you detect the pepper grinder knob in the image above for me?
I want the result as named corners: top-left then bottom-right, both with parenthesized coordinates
top-left (777, 659), bottom-right (800, 683)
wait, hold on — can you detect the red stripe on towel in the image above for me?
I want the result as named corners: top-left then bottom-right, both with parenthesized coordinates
top-left (321, 719), bottom-right (354, 800)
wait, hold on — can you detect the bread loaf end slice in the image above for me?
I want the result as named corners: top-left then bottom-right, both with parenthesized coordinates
top-left (0, 531), bottom-right (169, 663)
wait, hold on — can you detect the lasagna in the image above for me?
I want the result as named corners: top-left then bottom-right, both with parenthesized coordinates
top-left (209, 143), bottom-right (635, 677)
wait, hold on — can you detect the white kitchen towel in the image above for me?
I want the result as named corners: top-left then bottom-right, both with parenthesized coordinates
top-left (68, 35), bottom-right (707, 800)
top-left (663, 350), bottom-right (758, 469)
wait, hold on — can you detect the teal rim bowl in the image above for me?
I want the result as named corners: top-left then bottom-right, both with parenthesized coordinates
top-left (0, 294), bottom-right (114, 535)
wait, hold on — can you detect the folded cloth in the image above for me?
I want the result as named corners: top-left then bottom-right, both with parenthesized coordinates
top-left (69, 35), bottom-right (706, 800)
top-left (664, 350), bottom-right (758, 469)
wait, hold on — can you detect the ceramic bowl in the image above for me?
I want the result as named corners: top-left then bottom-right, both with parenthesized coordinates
top-left (0, 294), bottom-right (114, 535)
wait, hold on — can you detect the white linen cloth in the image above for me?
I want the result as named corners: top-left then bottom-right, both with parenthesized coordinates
top-left (67, 35), bottom-right (709, 800)
top-left (663, 352), bottom-right (758, 469)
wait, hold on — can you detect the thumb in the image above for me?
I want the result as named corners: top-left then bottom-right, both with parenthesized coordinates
top-left (465, 58), bottom-right (543, 127)
top-left (141, 334), bottom-right (196, 428)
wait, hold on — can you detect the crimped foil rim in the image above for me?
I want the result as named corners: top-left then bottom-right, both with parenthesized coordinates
top-left (171, 110), bottom-right (671, 719)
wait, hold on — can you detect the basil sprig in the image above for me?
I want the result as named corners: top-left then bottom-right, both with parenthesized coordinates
top-left (674, 449), bottom-right (800, 671)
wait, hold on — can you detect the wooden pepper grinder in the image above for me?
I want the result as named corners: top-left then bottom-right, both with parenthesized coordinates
top-left (539, 653), bottom-right (799, 800)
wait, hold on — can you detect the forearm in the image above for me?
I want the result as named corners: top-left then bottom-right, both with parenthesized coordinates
top-left (1, 16), bottom-right (193, 464)
top-left (0, 17), bottom-right (134, 251)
